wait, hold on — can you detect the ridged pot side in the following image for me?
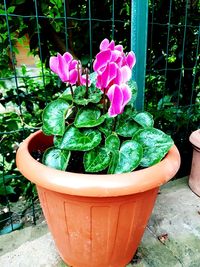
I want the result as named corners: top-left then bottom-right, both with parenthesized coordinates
top-left (16, 130), bottom-right (180, 267)
top-left (37, 185), bottom-right (158, 267)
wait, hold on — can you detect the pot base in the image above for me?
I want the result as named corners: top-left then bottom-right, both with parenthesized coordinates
top-left (37, 185), bottom-right (158, 267)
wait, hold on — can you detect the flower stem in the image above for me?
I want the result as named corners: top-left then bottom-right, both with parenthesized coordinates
top-left (103, 88), bottom-right (106, 114)
top-left (69, 84), bottom-right (74, 98)
top-left (113, 116), bottom-right (118, 132)
top-left (77, 61), bottom-right (81, 85)
top-left (85, 68), bottom-right (89, 98)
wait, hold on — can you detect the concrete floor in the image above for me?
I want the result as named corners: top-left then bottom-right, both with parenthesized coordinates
top-left (0, 177), bottom-right (199, 267)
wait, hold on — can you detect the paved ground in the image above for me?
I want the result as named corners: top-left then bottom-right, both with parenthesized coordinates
top-left (0, 177), bottom-right (199, 267)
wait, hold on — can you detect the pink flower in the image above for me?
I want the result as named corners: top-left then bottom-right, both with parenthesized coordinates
top-left (50, 52), bottom-right (90, 86)
top-left (93, 39), bottom-right (136, 92)
top-left (50, 52), bottom-right (78, 85)
top-left (123, 51), bottom-right (136, 69)
top-left (107, 84), bottom-right (132, 117)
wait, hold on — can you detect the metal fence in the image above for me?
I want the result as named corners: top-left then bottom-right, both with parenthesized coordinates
top-left (0, 0), bottom-right (199, 234)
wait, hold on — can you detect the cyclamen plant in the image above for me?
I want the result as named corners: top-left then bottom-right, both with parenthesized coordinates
top-left (42, 38), bottom-right (174, 174)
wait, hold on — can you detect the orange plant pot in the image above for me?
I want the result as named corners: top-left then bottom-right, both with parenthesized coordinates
top-left (16, 131), bottom-right (180, 267)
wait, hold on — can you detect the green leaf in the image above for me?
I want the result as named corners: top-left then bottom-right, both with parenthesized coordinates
top-left (42, 147), bottom-right (71, 171)
top-left (74, 84), bottom-right (102, 105)
top-left (114, 140), bottom-right (143, 174)
top-left (42, 99), bottom-right (70, 136)
top-left (0, 185), bottom-right (15, 196)
top-left (58, 126), bottom-right (102, 151)
top-left (133, 128), bottom-right (174, 167)
top-left (107, 151), bottom-right (119, 174)
top-left (0, 174), bottom-right (16, 185)
top-left (133, 112), bottom-right (154, 128)
top-left (74, 107), bottom-right (105, 128)
top-left (83, 146), bottom-right (110, 172)
top-left (105, 133), bottom-right (120, 151)
top-left (98, 117), bottom-right (113, 137)
top-left (59, 87), bottom-right (73, 102)
top-left (127, 80), bottom-right (137, 106)
top-left (116, 115), bottom-right (141, 137)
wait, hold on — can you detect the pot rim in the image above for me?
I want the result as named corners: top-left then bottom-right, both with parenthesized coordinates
top-left (16, 130), bottom-right (181, 197)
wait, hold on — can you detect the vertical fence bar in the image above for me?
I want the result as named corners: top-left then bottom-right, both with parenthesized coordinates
top-left (2, 155), bottom-right (14, 231)
top-left (176, 0), bottom-right (189, 108)
top-left (131, 0), bottom-right (148, 111)
top-left (187, 25), bottom-right (200, 129)
top-left (3, 0), bottom-right (24, 128)
top-left (88, 0), bottom-right (93, 68)
top-left (33, 0), bottom-right (47, 103)
top-left (163, 0), bottom-right (173, 106)
top-left (63, 0), bottom-right (69, 51)
top-left (112, 0), bottom-right (115, 39)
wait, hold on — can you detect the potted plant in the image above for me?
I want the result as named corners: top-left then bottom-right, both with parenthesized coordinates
top-left (16, 39), bottom-right (180, 267)
top-left (189, 129), bottom-right (200, 196)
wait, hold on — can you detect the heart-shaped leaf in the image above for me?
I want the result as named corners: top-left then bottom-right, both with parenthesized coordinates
top-left (133, 128), bottom-right (174, 167)
top-left (42, 99), bottom-right (70, 136)
top-left (74, 84), bottom-right (102, 105)
top-left (42, 147), bottom-right (71, 171)
top-left (116, 115), bottom-right (141, 137)
top-left (98, 117), bottom-right (113, 137)
top-left (57, 126), bottom-right (102, 151)
top-left (74, 107), bottom-right (105, 128)
top-left (105, 133), bottom-right (120, 151)
top-left (83, 146), bottom-right (111, 172)
top-left (114, 140), bottom-right (143, 174)
top-left (133, 112), bottom-right (154, 128)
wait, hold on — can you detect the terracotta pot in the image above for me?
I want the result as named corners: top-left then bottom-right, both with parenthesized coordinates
top-left (189, 129), bottom-right (200, 197)
top-left (16, 130), bottom-right (180, 267)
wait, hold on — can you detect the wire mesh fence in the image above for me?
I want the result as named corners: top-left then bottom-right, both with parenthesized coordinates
top-left (0, 0), bottom-right (199, 234)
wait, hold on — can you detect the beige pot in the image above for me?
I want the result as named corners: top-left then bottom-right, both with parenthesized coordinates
top-left (189, 129), bottom-right (200, 196)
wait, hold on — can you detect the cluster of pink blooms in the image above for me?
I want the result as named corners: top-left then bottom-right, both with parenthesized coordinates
top-left (93, 39), bottom-right (136, 117)
top-left (49, 38), bottom-right (136, 117)
top-left (49, 52), bottom-right (87, 86)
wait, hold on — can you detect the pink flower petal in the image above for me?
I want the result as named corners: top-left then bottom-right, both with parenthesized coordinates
top-left (100, 38), bottom-right (109, 50)
top-left (126, 51), bottom-right (136, 69)
top-left (121, 84), bottom-right (132, 108)
top-left (111, 50), bottom-right (121, 62)
top-left (115, 45), bottom-right (123, 52)
top-left (120, 65), bottom-right (132, 83)
top-left (107, 84), bottom-right (123, 117)
top-left (69, 69), bottom-right (78, 85)
top-left (108, 40), bottom-right (115, 50)
top-left (112, 67), bottom-right (122, 85)
top-left (49, 56), bottom-right (58, 73)
top-left (100, 62), bottom-right (117, 89)
top-left (57, 53), bottom-right (69, 82)
top-left (93, 49), bottom-right (112, 72)
top-left (63, 52), bottom-right (73, 63)
top-left (69, 59), bottom-right (78, 70)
